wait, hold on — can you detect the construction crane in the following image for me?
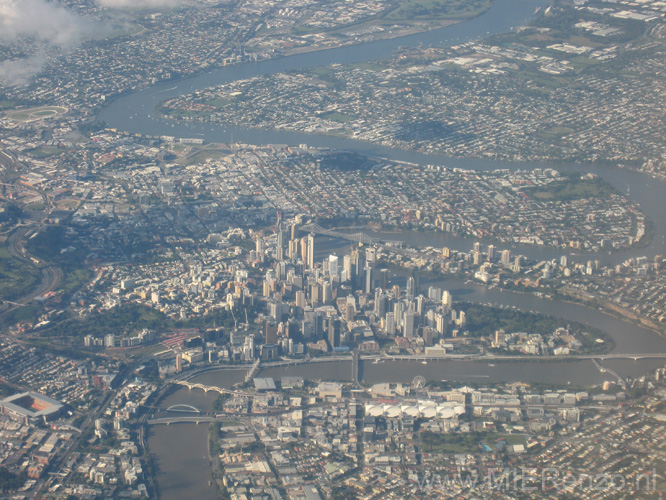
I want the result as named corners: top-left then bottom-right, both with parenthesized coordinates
top-left (230, 307), bottom-right (238, 332)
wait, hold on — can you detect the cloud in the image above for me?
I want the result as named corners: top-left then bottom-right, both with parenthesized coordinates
top-left (0, 0), bottom-right (95, 86)
top-left (0, 55), bottom-right (47, 86)
top-left (95, 0), bottom-right (182, 9)
top-left (0, 0), bottom-right (92, 48)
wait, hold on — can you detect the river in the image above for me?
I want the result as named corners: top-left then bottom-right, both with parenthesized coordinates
top-left (112, 1), bottom-right (666, 494)
top-left (108, 0), bottom-right (666, 385)
top-left (147, 370), bottom-right (247, 500)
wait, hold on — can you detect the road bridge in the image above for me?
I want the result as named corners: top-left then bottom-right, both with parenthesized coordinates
top-left (298, 223), bottom-right (404, 247)
top-left (171, 379), bottom-right (256, 397)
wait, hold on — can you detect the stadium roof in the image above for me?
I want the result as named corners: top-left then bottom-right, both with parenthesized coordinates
top-left (1, 391), bottom-right (63, 419)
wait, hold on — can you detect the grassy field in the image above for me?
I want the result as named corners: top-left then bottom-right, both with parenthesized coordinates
top-left (421, 431), bottom-right (529, 455)
top-left (536, 126), bottom-right (576, 140)
top-left (0, 245), bottom-right (39, 301)
top-left (205, 97), bottom-right (232, 107)
top-left (319, 111), bottom-right (356, 123)
top-left (386, 0), bottom-right (493, 20)
top-left (527, 174), bottom-right (618, 201)
top-left (421, 431), bottom-right (489, 454)
top-left (7, 106), bottom-right (68, 123)
top-left (185, 148), bottom-right (232, 165)
top-left (25, 147), bottom-right (63, 159)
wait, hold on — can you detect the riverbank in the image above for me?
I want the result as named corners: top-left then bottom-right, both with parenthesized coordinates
top-left (558, 287), bottom-right (666, 338)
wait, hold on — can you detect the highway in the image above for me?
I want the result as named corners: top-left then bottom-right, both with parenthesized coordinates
top-left (0, 150), bottom-right (63, 323)
top-left (0, 225), bottom-right (62, 322)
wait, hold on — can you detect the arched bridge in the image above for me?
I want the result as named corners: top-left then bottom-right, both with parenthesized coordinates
top-left (166, 404), bottom-right (201, 413)
top-left (172, 380), bottom-right (255, 397)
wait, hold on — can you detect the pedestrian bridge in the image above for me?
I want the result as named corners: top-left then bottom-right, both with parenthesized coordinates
top-left (166, 404), bottom-right (201, 413)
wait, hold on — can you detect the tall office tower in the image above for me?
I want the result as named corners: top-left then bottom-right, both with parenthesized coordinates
top-left (364, 264), bottom-right (373, 294)
top-left (385, 312), bottom-right (396, 336)
top-left (487, 244), bottom-right (495, 261)
top-left (288, 239), bottom-right (298, 261)
top-left (306, 233), bottom-right (315, 269)
top-left (352, 249), bottom-right (364, 288)
top-left (345, 303), bottom-right (355, 323)
top-left (176, 352), bottom-right (182, 372)
top-left (310, 282), bottom-right (321, 306)
top-left (377, 269), bottom-right (388, 289)
top-left (343, 254), bottom-right (353, 282)
top-left (265, 321), bottom-right (278, 345)
top-left (406, 276), bottom-right (415, 301)
top-left (436, 312), bottom-right (448, 336)
top-left (473, 241), bottom-right (481, 254)
top-left (327, 318), bottom-right (340, 348)
top-left (428, 286), bottom-right (442, 302)
top-left (412, 268), bottom-right (420, 296)
top-left (322, 281), bottom-right (332, 304)
top-left (366, 246), bottom-right (376, 263)
top-left (416, 295), bottom-right (426, 316)
top-left (295, 290), bottom-right (306, 309)
top-left (457, 310), bottom-right (466, 327)
top-left (393, 301), bottom-right (404, 328)
top-left (423, 327), bottom-right (434, 346)
top-left (256, 236), bottom-right (264, 254)
top-left (300, 237), bottom-right (308, 262)
top-left (441, 290), bottom-right (452, 311)
top-left (328, 255), bottom-right (339, 278)
top-left (426, 309), bottom-right (436, 328)
top-left (276, 226), bottom-right (285, 261)
top-left (244, 336), bottom-right (255, 360)
top-left (404, 311), bottom-right (416, 338)
top-left (374, 288), bottom-right (382, 314)
top-left (375, 292), bottom-right (388, 320)
top-left (501, 249), bottom-right (511, 265)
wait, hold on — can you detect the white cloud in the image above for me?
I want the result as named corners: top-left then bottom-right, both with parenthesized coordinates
top-left (0, 55), bottom-right (46, 86)
top-left (95, 0), bottom-right (182, 9)
top-left (0, 0), bottom-right (92, 48)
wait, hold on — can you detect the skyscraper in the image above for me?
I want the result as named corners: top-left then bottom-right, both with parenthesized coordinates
top-left (306, 233), bottom-right (315, 269)
top-left (364, 264), bottom-right (373, 294)
top-left (404, 311), bottom-right (416, 338)
top-left (328, 254), bottom-right (339, 278)
top-left (406, 276), bottom-right (415, 301)
top-left (343, 254), bottom-right (353, 283)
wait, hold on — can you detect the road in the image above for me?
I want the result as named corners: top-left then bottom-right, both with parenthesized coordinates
top-left (0, 221), bottom-right (63, 324)
top-left (0, 150), bottom-right (63, 323)
top-left (30, 389), bottom-right (115, 499)
top-left (0, 226), bottom-right (62, 323)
